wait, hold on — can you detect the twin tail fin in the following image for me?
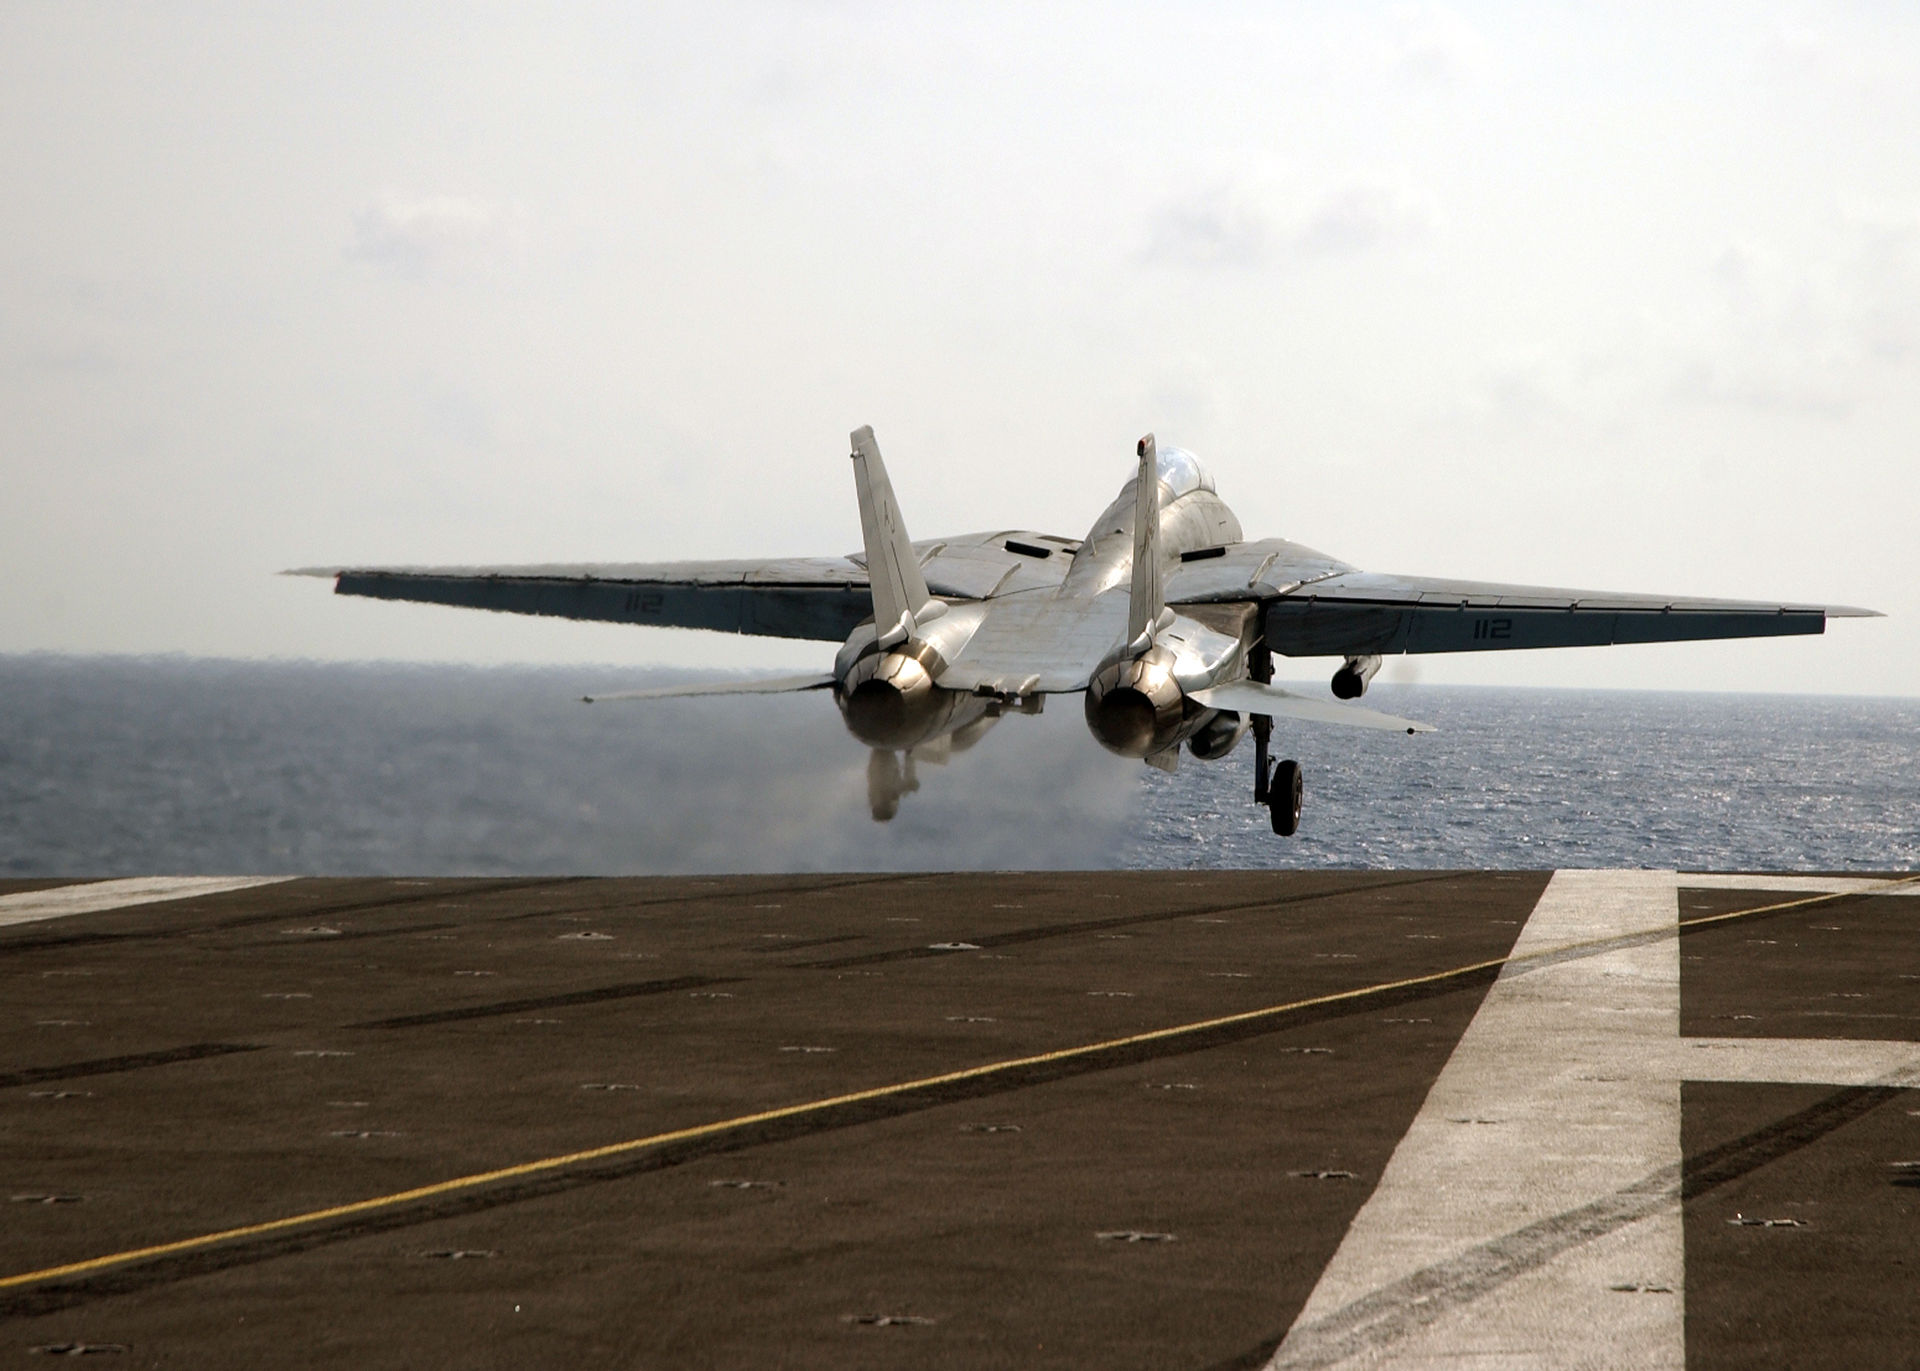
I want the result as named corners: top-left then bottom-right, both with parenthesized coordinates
top-left (1127, 432), bottom-right (1167, 653)
top-left (850, 425), bottom-right (939, 647)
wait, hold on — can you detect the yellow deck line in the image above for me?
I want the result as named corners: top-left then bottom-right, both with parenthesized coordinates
top-left (4, 871), bottom-right (1912, 1294)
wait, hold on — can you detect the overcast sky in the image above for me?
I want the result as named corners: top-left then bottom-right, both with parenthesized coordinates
top-left (3, 3), bottom-right (1914, 694)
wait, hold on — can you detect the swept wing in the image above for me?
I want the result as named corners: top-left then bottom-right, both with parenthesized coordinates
top-left (1162, 539), bottom-right (1877, 656)
top-left (287, 529), bottom-right (1077, 645)
top-left (286, 558), bottom-right (872, 642)
top-left (1257, 573), bottom-right (1877, 656)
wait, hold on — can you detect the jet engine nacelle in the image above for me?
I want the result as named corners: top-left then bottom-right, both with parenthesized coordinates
top-left (1186, 709), bottom-right (1246, 761)
top-left (1331, 654), bottom-right (1383, 700)
top-left (829, 603), bottom-right (999, 751)
top-left (835, 645), bottom-right (954, 750)
top-left (1084, 648), bottom-right (1194, 759)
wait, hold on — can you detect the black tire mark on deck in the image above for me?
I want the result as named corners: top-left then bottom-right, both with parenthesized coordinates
top-left (0, 879), bottom-right (580, 955)
top-left (239, 876), bottom-right (920, 952)
top-left (1198, 1084), bottom-right (1904, 1371)
top-left (801, 872), bottom-right (1482, 969)
top-left (0, 964), bottom-right (1507, 1316)
top-left (0, 1043), bottom-right (262, 1090)
top-left (347, 976), bottom-right (739, 1029)
top-left (30, 875), bottom-right (921, 955)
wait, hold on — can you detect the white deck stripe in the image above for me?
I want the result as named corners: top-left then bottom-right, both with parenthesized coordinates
top-left (1271, 869), bottom-right (1687, 1370)
top-left (1269, 869), bottom-right (1920, 1370)
top-left (0, 877), bottom-right (295, 929)
top-left (1678, 874), bottom-right (1919, 895)
top-left (1653, 1036), bottom-right (1920, 1088)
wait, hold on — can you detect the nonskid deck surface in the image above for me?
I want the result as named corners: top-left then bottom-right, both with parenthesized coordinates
top-left (1, 871), bottom-right (1917, 1370)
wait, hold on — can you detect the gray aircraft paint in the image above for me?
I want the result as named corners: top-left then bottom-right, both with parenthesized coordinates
top-left (297, 436), bottom-right (1871, 675)
top-left (292, 431), bottom-right (1876, 821)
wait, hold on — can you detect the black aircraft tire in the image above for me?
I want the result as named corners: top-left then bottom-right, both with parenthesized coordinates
top-left (1271, 759), bottom-right (1303, 837)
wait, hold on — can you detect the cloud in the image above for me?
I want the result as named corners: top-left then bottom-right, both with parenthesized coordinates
top-left (1391, 4), bottom-right (1489, 83)
top-left (1664, 358), bottom-right (1854, 419)
top-left (410, 373), bottom-right (495, 451)
top-left (1842, 210), bottom-right (1920, 360)
top-left (1756, 18), bottom-right (1832, 79)
top-left (1140, 181), bottom-right (1430, 270)
top-left (10, 341), bottom-right (117, 377)
top-left (1664, 222), bottom-right (1920, 416)
top-left (1294, 183), bottom-right (1432, 256)
top-left (347, 195), bottom-right (506, 277)
top-left (1458, 216), bottom-right (1920, 429)
top-left (1140, 188), bottom-right (1272, 269)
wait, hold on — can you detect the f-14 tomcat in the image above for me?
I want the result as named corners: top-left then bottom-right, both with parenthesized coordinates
top-left (294, 428), bottom-right (1876, 830)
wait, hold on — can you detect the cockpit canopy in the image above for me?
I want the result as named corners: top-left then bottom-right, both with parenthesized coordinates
top-left (1155, 445), bottom-right (1215, 498)
top-left (1081, 442), bottom-right (1223, 549)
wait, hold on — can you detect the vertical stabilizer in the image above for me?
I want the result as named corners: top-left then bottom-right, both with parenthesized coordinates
top-left (850, 425), bottom-right (935, 646)
top-left (1127, 432), bottom-right (1164, 651)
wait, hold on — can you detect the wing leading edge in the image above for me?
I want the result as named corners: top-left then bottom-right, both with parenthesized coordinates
top-left (287, 559), bottom-right (875, 643)
top-left (287, 529), bottom-right (1080, 646)
top-left (1255, 572), bottom-right (1877, 657)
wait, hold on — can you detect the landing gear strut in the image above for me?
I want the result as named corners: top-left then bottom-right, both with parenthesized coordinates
top-left (1251, 720), bottom-right (1304, 836)
top-left (1247, 642), bottom-right (1303, 837)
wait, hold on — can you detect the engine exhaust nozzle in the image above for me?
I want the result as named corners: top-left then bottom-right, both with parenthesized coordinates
top-left (837, 650), bottom-right (940, 748)
top-left (1084, 651), bottom-right (1186, 758)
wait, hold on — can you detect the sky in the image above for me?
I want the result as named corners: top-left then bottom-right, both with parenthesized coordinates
top-left (2, 2), bottom-right (1915, 695)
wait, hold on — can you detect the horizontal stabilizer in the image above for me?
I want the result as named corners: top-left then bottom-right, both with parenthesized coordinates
top-left (583, 673), bottom-right (834, 703)
top-left (1190, 679), bottom-right (1434, 734)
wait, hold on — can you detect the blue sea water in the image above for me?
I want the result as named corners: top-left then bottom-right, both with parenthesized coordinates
top-left (1135, 686), bottom-right (1918, 871)
top-left (0, 655), bottom-right (1913, 875)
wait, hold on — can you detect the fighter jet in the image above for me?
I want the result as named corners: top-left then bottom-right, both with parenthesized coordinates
top-left (292, 429), bottom-right (1876, 831)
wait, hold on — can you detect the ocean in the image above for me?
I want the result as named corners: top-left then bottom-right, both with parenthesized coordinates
top-left (1, 655), bottom-right (1913, 876)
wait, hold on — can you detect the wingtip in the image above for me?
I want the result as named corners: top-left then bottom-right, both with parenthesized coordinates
top-left (1827, 605), bottom-right (1885, 618)
top-left (280, 567), bottom-right (342, 579)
